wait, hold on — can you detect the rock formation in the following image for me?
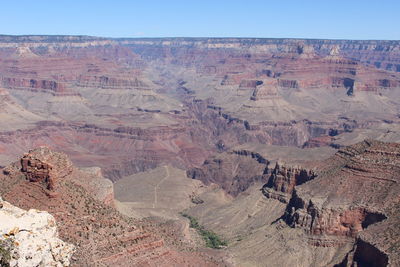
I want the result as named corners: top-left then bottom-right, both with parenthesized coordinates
top-left (0, 196), bottom-right (75, 266)
top-left (187, 151), bottom-right (269, 196)
top-left (19, 146), bottom-right (73, 192)
top-left (2, 77), bottom-right (72, 96)
top-left (0, 148), bottom-right (227, 266)
top-left (262, 162), bottom-right (316, 203)
top-left (276, 140), bottom-right (400, 266)
top-left (185, 140), bottom-right (399, 267)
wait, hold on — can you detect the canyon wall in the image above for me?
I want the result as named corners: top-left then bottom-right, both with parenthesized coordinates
top-left (0, 36), bottom-right (399, 179)
top-left (260, 140), bottom-right (400, 266)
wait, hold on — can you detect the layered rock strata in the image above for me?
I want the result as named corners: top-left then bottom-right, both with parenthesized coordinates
top-left (19, 147), bottom-right (73, 192)
top-left (259, 140), bottom-right (400, 266)
top-left (0, 36), bottom-right (399, 181)
top-left (262, 162), bottom-right (316, 203)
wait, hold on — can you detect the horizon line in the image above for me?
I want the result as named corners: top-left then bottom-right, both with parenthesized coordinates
top-left (0, 34), bottom-right (399, 42)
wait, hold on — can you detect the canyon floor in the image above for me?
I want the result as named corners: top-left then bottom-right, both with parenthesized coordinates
top-left (0, 36), bottom-right (399, 266)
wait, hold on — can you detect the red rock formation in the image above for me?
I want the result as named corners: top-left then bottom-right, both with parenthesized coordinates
top-left (262, 162), bottom-right (316, 203)
top-left (19, 146), bottom-right (73, 192)
top-left (76, 75), bottom-right (150, 90)
top-left (279, 140), bottom-right (399, 265)
top-left (1, 77), bottom-right (73, 95)
top-left (21, 153), bottom-right (54, 189)
top-left (286, 197), bottom-right (386, 237)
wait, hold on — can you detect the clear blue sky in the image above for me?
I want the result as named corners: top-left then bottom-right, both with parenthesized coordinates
top-left (1, 0), bottom-right (399, 40)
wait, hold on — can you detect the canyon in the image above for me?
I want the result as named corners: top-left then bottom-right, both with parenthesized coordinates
top-left (0, 147), bottom-right (228, 266)
top-left (0, 35), bottom-right (399, 266)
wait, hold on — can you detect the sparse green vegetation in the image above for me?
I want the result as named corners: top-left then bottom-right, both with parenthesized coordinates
top-left (180, 213), bottom-right (227, 249)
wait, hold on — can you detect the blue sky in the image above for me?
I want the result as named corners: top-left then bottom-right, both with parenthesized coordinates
top-left (1, 0), bottom-right (399, 40)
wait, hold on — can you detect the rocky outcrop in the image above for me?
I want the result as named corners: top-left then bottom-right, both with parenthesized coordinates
top-left (76, 75), bottom-right (150, 90)
top-left (232, 149), bottom-right (268, 164)
top-left (0, 196), bottom-right (75, 266)
top-left (278, 79), bottom-right (299, 89)
top-left (21, 153), bottom-right (55, 191)
top-left (21, 154), bottom-right (52, 182)
top-left (285, 195), bottom-right (387, 237)
top-left (17, 147), bottom-right (113, 206)
top-left (20, 146), bottom-right (73, 192)
top-left (262, 162), bottom-right (316, 203)
top-left (1, 77), bottom-right (76, 96)
top-left (278, 140), bottom-right (400, 265)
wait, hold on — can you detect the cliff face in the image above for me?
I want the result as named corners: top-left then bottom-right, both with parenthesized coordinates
top-left (122, 38), bottom-right (400, 73)
top-left (0, 196), bottom-right (75, 267)
top-left (260, 140), bottom-right (400, 266)
top-left (2, 77), bottom-right (70, 95)
top-left (180, 140), bottom-right (399, 267)
top-left (76, 75), bottom-right (150, 90)
top-left (20, 146), bottom-right (73, 192)
top-left (285, 194), bottom-right (387, 238)
top-left (262, 162), bottom-right (316, 203)
top-left (187, 150), bottom-right (269, 196)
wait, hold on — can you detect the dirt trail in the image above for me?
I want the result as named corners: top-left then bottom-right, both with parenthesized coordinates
top-left (153, 166), bottom-right (170, 208)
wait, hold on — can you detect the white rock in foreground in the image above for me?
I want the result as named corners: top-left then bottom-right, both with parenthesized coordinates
top-left (0, 197), bottom-right (75, 266)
